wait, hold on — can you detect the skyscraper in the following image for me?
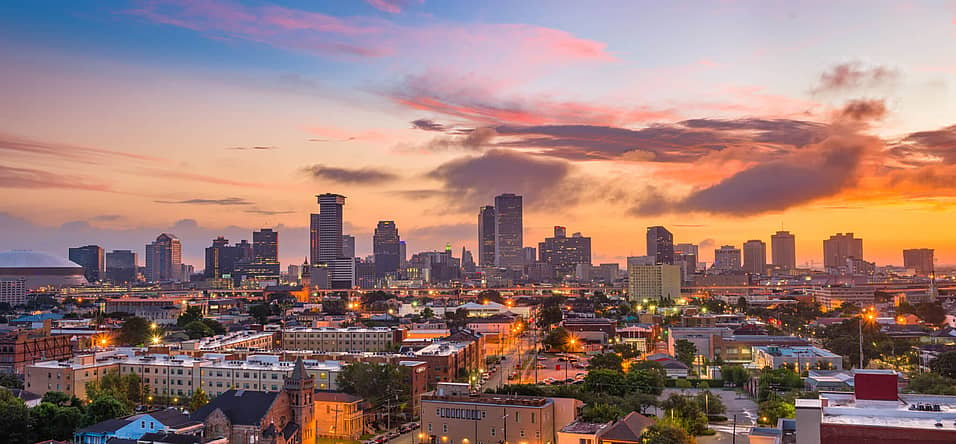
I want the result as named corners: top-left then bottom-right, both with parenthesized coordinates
top-left (646, 226), bottom-right (675, 265)
top-left (205, 236), bottom-right (234, 279)
top-left (823, 233), bottom-right (863, 269)
top-left (253, 228), bottom-right (278, 261)
top-left (68, 245), bottom-right (104, 282)
top-left (742, 240), bottom-right (767, 275)
top-left (538, 227), bottom-right (592, 279)
top-left (771, 231), bottom-right (796, 270)
top-left (235, 228), bottom-right (280, 281)
top-left (106, 250), bottom-right (137, 284)
top-left (145, 233), bottom-right (182, 282)
top-left (903, 248), bottom-right (934, 276)
top-left (399, 240), bottom-right (407, 267)
top-left (494, 193), bottom-right (523, 269)
top-left (627, 264), bottom-right (681, 302)
top-left (373, 221), bottom-right (401, 277)
top-left (522, 247), bottom-right (537, 265)
top-left (713, 245), bottom-right (741, 272)
top-left (312, 194), bottom-right (353, 289)
top-left (341, 235), bottom-right (355, 259)
top-left (461, 247), bottom-right (476, 273)
top-left (477, 205), bottom-right (496, 267)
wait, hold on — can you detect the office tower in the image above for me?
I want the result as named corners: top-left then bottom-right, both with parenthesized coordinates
top-left (596, 263), bottom-right (620, 283)
top-left (313, 194), bottom-right (353, 289)
top-left (742, 240), bottom-right (767, 275)
top-left (673, 243), bottom-right (699, 278)
top-left (477, 205), bottom-right (496, 267)
top-left (68, 245), bottom-right (104, 282)
top-left (771, 231), bottom-right (796, 270)
top-left (627, 264), bottom-right (681, 302)
top-left (205, 237), bottom-right (231, 279)
top-left (341, 235), bottom-right (355, 259)
top-left (399, 241), bottom-right (407, 267)
top-left (494, 193), bottom-right (523, 269)
top-left (646, 226), bottom-right (674, 265)
top-left (373, 221), bottom-right (401, 277)
top-left (287, 264), bottom-right (301, 282)
top-left (235, 239), bottom-right (253, 262)
top-left (627, 256), bottom-right (656, 267)
top-left (309, 213), bottom-right (321, 265)
top-left (522, 247), bottom-right (537, 265)
top-left (674, 243), bottom-right (698, 258)
top-left (713, 245), bottom-right (741, 272)
top-left (538, 227), bottom-right (592, 279)
top-left (903, 248), bottom-right (935, 276)
top-left (823, 233), bottom-right (863, 269)
top-left (461, 248), bottom-right (476, 273)
top-left (253, 229), bottom-right (279, 261)
top-left (105, 250), bottom-right (137, 284)
top-left (145, 233), bottom-right (182, 282)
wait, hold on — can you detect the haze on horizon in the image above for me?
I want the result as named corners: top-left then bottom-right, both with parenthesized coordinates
top-left (2, 0), bottom-right (956, 268)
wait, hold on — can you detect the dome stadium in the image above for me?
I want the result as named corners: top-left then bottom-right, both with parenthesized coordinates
top-left (0, 250), bottom-right (88, 289)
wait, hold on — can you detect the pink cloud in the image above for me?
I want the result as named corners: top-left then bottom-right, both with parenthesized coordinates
top-left (365, 0), bottom-right (422, 14)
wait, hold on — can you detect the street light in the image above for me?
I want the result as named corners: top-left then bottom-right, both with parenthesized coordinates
top-left (151, 336), bottom-right (161, 345)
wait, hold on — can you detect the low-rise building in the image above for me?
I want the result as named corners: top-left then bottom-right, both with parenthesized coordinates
top-left (73, 408), bottom-right (202, 444)
top-left (810, 286), bottom-right (876, 311)
top-left (313, 392), bottom-right (366, 439)
top-left (103, 298), bottom-right (197, 326)
top-left (0, 321), bottom-right (73, 373)
top-left (280, 327), bottom-right (406, 352)
top-left (179, 331), bottom-right (276, 352)
top-left (753, 346), bottom-right (842, 371)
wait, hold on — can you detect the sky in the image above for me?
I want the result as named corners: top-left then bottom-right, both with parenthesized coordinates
top-left (2, 0), bottom-right (956, 269)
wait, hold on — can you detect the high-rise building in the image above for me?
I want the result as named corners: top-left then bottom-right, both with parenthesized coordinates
top-left (771, 231), bottom-right (796, 270)
top-left (253, 229), bottom-right (279, 261)
top-left (596, 263), bottom-right (620, 283)
top-left (674, 243), bottom-right (699, 279)
top-left (312, 194), bottom-right (353, 289)
top-left (823, 233), bottom-right (863, 269)
top-left (742, 240), bottom-right (767, 275)
top-left (399, 241), bottom-right (407, 267)
top-left (105, 250), bottom-right (137, 284)
top-left (68, 245), bottom-right (104, 283)
top-left (341, 235), bottom-right (355, 259)
top-left (674, 243), bottom-right (698, 257)
top-left (538, 227), bottom-right (592, 279)
top-left (461, 247), bottom-right (476, 273)
top-left (646, 226), bottom-right (675, 265)
top-left (373, 221), bottom-right (401, 278)
top-left (494, 193), bottom-right (523, 269)
top-left (145, 233), bottom-right (182, 282)
top-left (205, 237), bottom-right (233, 279)
top-left (235, 228), bottom-right (281, 282)
top-left (903, 248), bottom-right (934, 276)
top-left (627, 264), bottom-right (681, 302)
top-left (477, 205), bottom-right (496, 267)
top-left (522, 246), bottom-right (537, 265)
top-left (713, 245), bottom-right (741, 272)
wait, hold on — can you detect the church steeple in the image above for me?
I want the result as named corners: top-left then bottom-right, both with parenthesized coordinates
top-left (284, 357), bottom-right (316, 444)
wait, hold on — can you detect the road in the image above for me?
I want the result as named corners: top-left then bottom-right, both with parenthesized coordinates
top-left (653, 388), bottom-right (758, 442)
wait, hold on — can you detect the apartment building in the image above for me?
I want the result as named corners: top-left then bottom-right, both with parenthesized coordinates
top-left (0, 321), bottom-right (73, 373)
top-left (809, 286), bottom-right (876, 311)
top-left (179, 331), bottom-right (276, 352)
top-left (280, 327), bottom-right (406, 352)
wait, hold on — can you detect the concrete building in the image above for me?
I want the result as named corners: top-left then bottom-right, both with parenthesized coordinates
top-left (146, 233), bottom-right (183, 282)
top-left (280, 327), bottom-right (405, 352)
top-left (179, 331), bottom-right (276, 352)
top-left (341, 234), bottom-right (355, 259)
top-left (314, 392), bottom-right (366, 439)
top-left (771, 231), bottom-right (796, 270)
top-left (0, 321), bottom-right (72, 373)
top-left (311, 194), bottom-right (354, 289)
top-left (823, 233), bottom-right (863, 269)
top-left (421, 383), bottom-right (580, 444)
top-left (0, 277), bottom-right (26, 306)
top-left (494, 193), bottom-right (523, 269)
top-left (538, 227), bottom-right (592, 280)
top-left (477, 206), bottom-right (496, 267)
top-left (104, 298), bottom-right (192, 325)
top-left (713, 245), bottom-right (742, 272)
top-left (374, 221), bottom-right (402, 278)
top-left (903, 248), bottom-right (935, 276)
top-left (810, 286), bottom-right (876, 310)
top-left (69, 245), bottom-right (105, 283)
top-left (752, 346), bottom-right (842, 371)
top-left (413, 332), bottom-right (485, 385)
top-left (795, 370), bottom-right (956, 444)
top-left (0, 250), bottom-right (87, 290)
top-left (627, 264), bottom-right (681, 302)
top-left (646, 226), bottom-right (674, 265)
top-left (106, 249), bottom-right (138, 284)
top-left (743, 240), bottom-right (767, 275)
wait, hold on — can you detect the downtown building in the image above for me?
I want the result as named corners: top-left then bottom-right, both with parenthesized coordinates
top-left (712, 245), bottom-right (742, 273)
top-left (374, 220), bottom-right (402, 279)
top-left (106, 249), bottom-right (138, 284)
top-left (538, 226), bottom-right (592, 280)
top-left (233, 228), bottom-right (281, 283)
top-left (146, 233), bottom-right (183, 282)
top-left (771, 230), bottom-right (797, 270)
top-left (646, 226), bottom-right (674, 265)
top-left (823, 232), bottom-right (863, 270)
top-left (903, 248), bottom-right (935, 276)
top-left (743, 239), bottom-right (767, 275)
top-left (627, 264), bottom-right (681, 302)
top-left (310, 194), bottom-right (354, 289)
top-left (494, 193), bottom-right (523, 269)
top-left (69, 244), bottom-right (105, 283)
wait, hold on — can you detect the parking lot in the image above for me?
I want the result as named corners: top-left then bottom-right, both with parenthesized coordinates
top-left (525, 353), bottom-right (589, 385)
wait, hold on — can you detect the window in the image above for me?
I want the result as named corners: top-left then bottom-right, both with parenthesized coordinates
top-left (531, 413), bottom-right (535, 424)
top-left (519, 431), bottom-right (525, 438)
top-left (141, 421), bottom-right (145, 428)
top-left (490, 428), bottom-right (496, 437)
top-left (442, 424), bottom-right (448, 433)
top-left (579, 439), bottom-right (592, 444)
top-left (427, 424), bottom-right (433, 432)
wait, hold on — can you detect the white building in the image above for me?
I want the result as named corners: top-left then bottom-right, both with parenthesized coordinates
top-left (627, 264), bottom-right (681, 302)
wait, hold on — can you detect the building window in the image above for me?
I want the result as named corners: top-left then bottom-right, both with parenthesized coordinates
top-left (490, 428), bottom-right (495, 437)
top-left (519, 431), bottom-right (525, 438)
top-left (427, 424), bottom-right (432, 432)
top-left (442, 424), bottom-right (448, 433)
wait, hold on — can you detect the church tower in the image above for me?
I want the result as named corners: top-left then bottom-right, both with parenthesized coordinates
top-left (285, 357), bottom-right (316, 444)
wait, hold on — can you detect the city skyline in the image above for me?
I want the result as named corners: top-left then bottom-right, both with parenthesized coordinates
top-left (3, 1), bottom-right (956, 266)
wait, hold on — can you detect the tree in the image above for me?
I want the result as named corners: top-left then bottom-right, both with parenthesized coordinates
top-left (118, 316), bottom-right (150, 345)
top-left (188, 388), bottom-right (209, 412)
top-left (580, 402), bottom-right (624, 423)
top-left (0, 372), bottom-right (23, 389)
top-left (757, 368), bottom-right (802, 402)
top-left (337, 362), bottom-right (409, 412)
top-left (611, 343), bottom-right (641, 359)
top-left (642, 420), bottom-right (696, 444)
top-left (86, 370), bottom-right (146, 409)
top-left (660, 394), bottom-right (708, 435)
top-left (583, 369), bottom-right (628, 396)
top-left (184, 320), bottom-right (215, 339)
top-left (721, 365), bottom-right (749, 387)
top-left (40, 391), bottom-right (73, 406)
top-left (736, 297), bottom-right (748, 311)
top-left (420, 307), bottom-right (435, 319)
top-left (542, 327), bottom-right (572, 352)
top-left (537, 305), bottom-right (564, 328)
top-left (249, 304), bottom-right (275, 324)
top-left (758, 398), bottom-right (795, 425)
top-left (478, 290), bottom-right (505, 304)
top-left (202, 318), bottom-right (226, 335)
top-left (31, 402), bottom-right (84, 441)
top-left (588, 353), bottom-right (624, 372)
top-left (906, 373), bottom-right (956, 395)
top-left (625, 368), bottom-right (665, 396)
top-left (696, 391), bottom-right (725, 415)
top-left (916, 302), bottom-right (947, 325)
top-left (0, 389), bottom-right (33, 444)
top-left (177, 305), bottom-right (204, 327)
top-left (675, 339), bottom-right (697, 366)
top-left (85, 395), bottom-right (129, 425)
top-left (930, 351), bottom-right (956, 378)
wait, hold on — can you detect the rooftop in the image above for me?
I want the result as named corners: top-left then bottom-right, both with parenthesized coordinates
top-left (560, 421), bottom-right (610, 434)
top-left (754, 346), bottom-right (840, 358)
top-left (0, 250), bottom-right (82, 269)
top-left (422, 393), bottom-right (551, 407)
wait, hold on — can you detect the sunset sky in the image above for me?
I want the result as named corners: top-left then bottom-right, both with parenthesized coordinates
top-left (3, 1), bottom-right (956, 268)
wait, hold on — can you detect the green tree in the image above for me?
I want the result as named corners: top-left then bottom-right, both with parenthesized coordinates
top-left (31, 402), bottom-right (85, 441)
top-left (675, 379), bottom-right (693, 389)
top-left (0, 389), bottom-right (33, 444)
top-left (86, 369), bottom-right (146, 409)
top-left (85, 395), bottom-right (129, 425)
top-left (758, 398), bottom-right (795, 425)
top-left (184, 320), bottom-right (215, 339)
top-left (906, 373), bottom-right (956, 395)
top-left (611, 343), bottom-right (642, 359)
top-left (588, 353), bottom-right (624, 372)
top-left (118, 316), bottom-right (150, 345)
top-left (915, 302), bottom-right (946, 325)
top-left (930, 351), bottom-right (956, 378)
top-left (542, 327), bottom-right (572, 352)
top-left (660, 394), bottom-right (708, 435)
top-left (580, 402), bottom-right (624, 423)
top-left (249, 304), bottom-right (275, 324)
top-left (420, 307), bottom-right (435, 319)
top-left (583, 369), bottom-right (628, 396)
top-left (337, 362), bottom-right (409, 414)
top-left (40, 391), bottom-right (74, 406)
top-left (641, 419), bottom-right (696, 444)
top-left (696, 391), bottom-right (725, 415)
top-left (736, 297), bottom-right (748, 311)
top-left (537, 305), bottom-right (564, 328)
top-left (625, 368), bottom-right (665, 396)
top-left (478, 290), bottom-right (505, 304)
top-left (0, 372), bottom-right (23, 389)
top-left (675, 339), bottom-right (697, 366)
top-left (721, 365), bottom-right (749, 387)
top-left (177, 305), bottom-right (204, 327)
top-left (202, 318), bottom-right (226, 335)
top-left (188, 388), bottom-right (209, 412)
top-left (757, 368), bottom-right (802, 402)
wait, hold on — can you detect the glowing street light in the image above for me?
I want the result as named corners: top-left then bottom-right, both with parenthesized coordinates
top-left (151, 336), bottom-right (161, 345)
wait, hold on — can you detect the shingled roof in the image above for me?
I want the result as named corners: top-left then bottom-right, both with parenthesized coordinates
top-left (599, 412), bottom-right (655, 443)
top-left (190, 389), bottom-right (281, 426)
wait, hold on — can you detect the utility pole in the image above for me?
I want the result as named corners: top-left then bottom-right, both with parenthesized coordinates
top-left (731, 414), bottom-right (737, 444)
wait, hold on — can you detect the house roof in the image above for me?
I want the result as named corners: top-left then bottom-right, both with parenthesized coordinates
top-left (313, 391), bottom-right (364, 403)
top-left (149, 408), bottom-right (198, 428)
top-left (599, 412), bottom-right (655, 443)
top-left (76, 417), bottom-right (134, 434)
top-left (190, 389), bottom-right (280, 426)
top-left (138, 432), bottom-right (203, 444)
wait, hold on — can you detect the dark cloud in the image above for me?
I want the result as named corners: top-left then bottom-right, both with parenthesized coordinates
top-left (812, 62), bottom-right (899, 94)
top-left (227, 146), bottom-right (278, 151)
top-left (90, 214), bottom-right (124, 222)
top-left (243, 208), bottom-right (296, 215)
top-left (411, 119), bottom-right (447, 132)
top-left (0, 132), bottom-right (160, 163)
top-left (0, 164), bottom-right (111, 192)
top-left (308, 137), bottom-right (357, 143)
top-left (154, 197), bottom-right (254, 206)
top-left (303, 164), bottom-right (398, 184)
top-left (421, 127), bottom-right (497, 151)
top-left (836, 99), bottom-right (887, 122)
top-left (889, 124), bottom-right (956, 165)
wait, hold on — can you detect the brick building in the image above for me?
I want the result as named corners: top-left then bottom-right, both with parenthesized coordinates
top-left (0, 321), bottom-right (72, 373)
